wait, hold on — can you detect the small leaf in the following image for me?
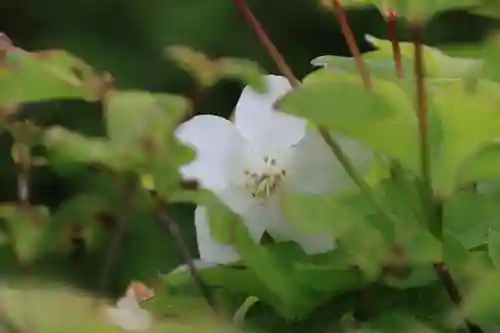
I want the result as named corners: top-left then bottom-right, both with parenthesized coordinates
top-left (166, 46), bottom-right (265, 91)
top-left (0, 205), bottom-right (51, 264)
top-left (0, 47), bottom-right (105, 104)
top-left (105, 91), bottom-right (189, 155)
top-left (43, 126), bottom-right (119, 168)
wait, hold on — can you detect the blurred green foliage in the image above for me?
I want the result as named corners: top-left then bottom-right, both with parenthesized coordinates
top-left (2, 1), bottom-right (500, 332)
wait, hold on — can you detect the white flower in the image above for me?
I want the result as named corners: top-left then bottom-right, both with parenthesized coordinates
top-left (175, 75), bottom-right (374, 263)
top-left (104, 284), bottom-right (153, 331)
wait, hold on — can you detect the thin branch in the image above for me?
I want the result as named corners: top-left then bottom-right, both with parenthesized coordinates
top-left (329, 0), bottom-right (372, 88)
top-left (411, 20), bottom-right (484, 333)
top-left (385, 10), bottom-right (404, 78)
top-left (433, 263), bottom-right (484, 333)
top-left (156, 202), bottom-right (216, 310)
top-left (410, 20), bottom-right (438, 239)
top-left (97, 176), bottom-right (135, 293)
top-left (234, 0), bottom-right (299, 87)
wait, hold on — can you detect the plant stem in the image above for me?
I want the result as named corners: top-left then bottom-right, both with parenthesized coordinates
top-left (157, 201), bottom-right (216, 310)
top-left (97, 175), bottom-right (134, 293)
top-left (234, 0), bottom-right (299, 87)
top-left (385, 10), bottom-right (404, 78)
top-left (411, 20), bottom-right (484, 333)
top-left (410, 20), bottom-right (439, 239)
top-left (330, 0), bottom-right (372, 88)
top-left (434, 263), bottom-right (484, 333)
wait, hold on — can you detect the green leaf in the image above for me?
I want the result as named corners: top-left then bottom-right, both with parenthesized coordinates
top-left (322, 0), bottom-right (477, 20)
top-left (462, 269), bottom-right (500, 326)
top-left (364, 35), bottom-right (482, 80)
top-left (460, 144), bottom-right (500, 184)
top-left (280, 70), bottom-right (419, 173)
top-left (487, 230), bottom-right (500, 268)
top-left (432, 82), bottom-right (500, 196)
top-left (443, 191), bottom-right (500, 249)
top-left (104, 91), bottom-right (195, 194)
top-left (43, 126), bottom-right (119, 168)
top-left (0, 48), bottom-right (104, 104)
top-left (230, 219), bottom-right (320, 319)
top-left (105, 91), bottom-right (189, 157)
top-left (283, 188), bottom-right (386, 277)
top-left (166, 46), bottom-right (265, 91)
top-left (163, 263), bottom-right (279, 308)
top-left (0, 205), bottom-right (51, 264)
top-left (292, 251), bottom-right (369, 293)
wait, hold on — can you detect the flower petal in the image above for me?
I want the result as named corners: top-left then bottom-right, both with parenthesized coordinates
top-left (105, 307), bottom-right (152, 331)
top-left (116, 293), bottom-right (141, 310)
top-left (175, 115), bottom-right (249, 190)
top-left (285, 131), bottom-right (374, 195)
top-left (217, 187), bottom-right (267, 242)
top-left (195, 205), bottom-right (240, 264)
top-left (234, 75), bottom-right (306, 155)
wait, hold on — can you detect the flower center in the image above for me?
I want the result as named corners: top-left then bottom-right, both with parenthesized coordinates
top-left (244, 156), bottom-right (286, 198)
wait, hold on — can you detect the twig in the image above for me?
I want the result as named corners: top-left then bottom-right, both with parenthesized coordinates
top-left (329, 0), bottom-right (372, 88)
top-left (410, 20), bottom-right (438, 239)
top-left (411, 20), bottom-right (484, 333)
top-left (385, 10), bottom-right (404, 78)
top-left (433, 263), bottom-right (484, 333)
top-left (96, 176), bottom-right (135, 293)
top-left (233, 0), bottom-right (299, 87)
top-left (156, 201), bottom-right (216, 310)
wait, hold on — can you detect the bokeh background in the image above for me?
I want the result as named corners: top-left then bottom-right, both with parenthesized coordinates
top-left (0, 0), bottom-right (498, 297)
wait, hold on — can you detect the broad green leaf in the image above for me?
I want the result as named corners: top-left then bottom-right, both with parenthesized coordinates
top-left (462, 269), bottom-right (500, 326)
top-left (0, 205), bottom-right (51, 264)
top-left (487, 230), bottom-right (500, 268)
top-left (365, 35), bottom-right (482, 80)
top-left (283, 188), bottom-right (387, 277)
top-left (443, 192), bottom-right (500, 249)
top-left (230, 218), bottom-right (320, 319)
top-left (0, 48), bottom-right (105, 104)
top-left (292, 251), bottom-right (370, 292)
top-left (166, 46), bottom-right (265, 91)
top-left (311, 54), bottom-right (414, 82)
top-left (432, 82), bottom-right (500, 196)
top-left (280, 69), bottom-right (419, 173)
top-left (163, 263), bottom-right (279, 308)
top-left (460, 144), bottom-right (500, 184)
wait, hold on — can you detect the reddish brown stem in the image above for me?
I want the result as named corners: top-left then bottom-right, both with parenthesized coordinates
top-left (330, 0), bottom-right (371, 88)
top-left (234, 0), bottom-right (299, 87)
top-left (386, 11), bottom-right (403, 78)
top-left (410, 21), bottom-right (434, 235)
